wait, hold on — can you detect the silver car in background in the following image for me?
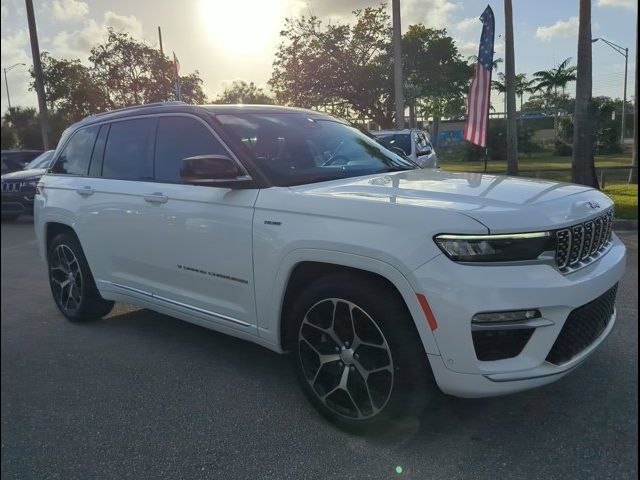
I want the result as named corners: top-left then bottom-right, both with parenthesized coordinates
top-left (370, 129), bottom-right (438, 168)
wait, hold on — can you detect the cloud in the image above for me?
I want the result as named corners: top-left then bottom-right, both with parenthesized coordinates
top-left (402, 0), bottom-right (460, 29)
top-left (51, 11), bottom-right (144, 60)
top-left (596, 0), bottom-right (637, 10)
top-left (455, 16), bottom-right (480, 32)
top-left (457, 40), bottom-right (478, 59)
top-left (535, 16), bottom-right (579, 42)
top-left (0, 29), bottom-right (33, 110)
top-left (104, 11), bottom-right (143, 38)
top-left (51, 0), bottom-right (89, 20)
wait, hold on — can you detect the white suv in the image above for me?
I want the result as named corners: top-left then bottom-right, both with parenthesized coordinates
top-left (34, 103), bottom-right (626, 431)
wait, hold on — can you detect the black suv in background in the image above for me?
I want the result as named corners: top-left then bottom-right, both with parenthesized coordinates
top-left (1, 150), bottom-right (54, 222)
top-left (1, 150), bottom-right (43, 174)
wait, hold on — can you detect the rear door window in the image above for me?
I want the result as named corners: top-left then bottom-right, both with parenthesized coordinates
top-left (52, 126), bottom-right (99, 175)
top-left (102, 118), bottom-right (156, 181)
top-left (154, 116), bottom-right (229, 184)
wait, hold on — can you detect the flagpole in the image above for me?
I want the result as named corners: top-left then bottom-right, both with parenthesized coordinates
top-left (485, 68), bottom-right (492, 173)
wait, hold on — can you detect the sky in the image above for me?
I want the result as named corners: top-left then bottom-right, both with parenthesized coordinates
top-left (0, 0), bottom-right (637, 115)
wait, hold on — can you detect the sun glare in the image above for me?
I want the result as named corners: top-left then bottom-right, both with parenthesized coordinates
top-left (200, 0), bottom-right (290, 57)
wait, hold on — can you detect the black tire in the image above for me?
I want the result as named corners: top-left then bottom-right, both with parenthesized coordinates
top-left (47, 232), bottom-right (114, 322)
top-left (1, 213), bottom-right (20, 222)
top-left (288, 272), bottom-right (433, 433)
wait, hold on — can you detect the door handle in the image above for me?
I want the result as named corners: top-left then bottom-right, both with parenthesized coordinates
top-left (76, 186), bottom-right (94, 197)
top-left (143, 192), bottom-right (168, 204)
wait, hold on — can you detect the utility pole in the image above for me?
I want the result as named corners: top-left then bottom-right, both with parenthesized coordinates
top-left (504, 0), bottom-right (518, 175)
top-left (3, 63), bottom-right (25, 111)
top-left (158, 26), bottom-right (164, 57)
top-left (392, 0), bottom-right (404, 129)
top-left (632, 16), bottom-right (638, 184)
top-left (25, 0), bottom-right (49, 149)
top-left (592, 37), bottom-right (629, 145)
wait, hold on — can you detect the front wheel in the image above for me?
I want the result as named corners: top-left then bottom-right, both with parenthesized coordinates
top-left (48, 232), bottom-right (114, 322)
top-left (289, 273), bottom-right (433, 432)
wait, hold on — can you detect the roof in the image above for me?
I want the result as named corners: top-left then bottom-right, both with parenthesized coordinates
top-left (72, 102), bottom-right (341, 130)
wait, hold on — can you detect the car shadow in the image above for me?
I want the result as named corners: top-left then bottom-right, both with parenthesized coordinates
top-left (90, 305), bottom-right (603, 449)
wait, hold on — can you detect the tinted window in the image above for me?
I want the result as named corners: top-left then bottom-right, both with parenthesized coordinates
top-left (52, 127), bottom-right (98, 175)
top-left (372, 133), bottom-right (412, 156)
top-left (102, 118), bottom-right (155, 180)
top-left (217, 114), bottom-right (414, 187)
top-left (155, 117), bottom-right (229, 183)
top-left (25, 150), bottom-right (54, 170)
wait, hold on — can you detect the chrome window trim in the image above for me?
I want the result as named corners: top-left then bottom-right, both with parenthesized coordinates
top-left (48, 112), bottom-right (253, 182)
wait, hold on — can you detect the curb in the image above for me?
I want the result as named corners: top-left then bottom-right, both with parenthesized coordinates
top-left (614, 218), bottom-right (638, 231)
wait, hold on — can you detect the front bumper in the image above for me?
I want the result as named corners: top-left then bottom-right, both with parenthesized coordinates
top-left (414, 234), bottom-right (626, 398)
top-left (1, 190), bottom-right (36, 216)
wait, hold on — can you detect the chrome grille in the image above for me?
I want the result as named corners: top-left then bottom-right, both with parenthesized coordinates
top-left (1, 181), bottom-right (22, 193)
top-left (555, 209), bottom-right (614, 273)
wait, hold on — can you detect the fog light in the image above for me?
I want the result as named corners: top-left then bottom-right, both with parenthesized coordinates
top-left (472, 309), bottom-right (541, 324)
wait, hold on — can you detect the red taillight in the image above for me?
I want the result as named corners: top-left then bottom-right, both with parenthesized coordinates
top-left (36, 182), bottom-right (45, 194)
top-left (416, 294), bottom-right (438, 331)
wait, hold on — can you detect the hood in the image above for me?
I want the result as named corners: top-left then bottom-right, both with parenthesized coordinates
top-left (292, 169), bottom-right (613, 233)
top-left (1, 168), bottom-right (47, 181)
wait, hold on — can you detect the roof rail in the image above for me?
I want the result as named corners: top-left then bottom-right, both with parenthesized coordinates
top-left (87, 101), bottom-right (188, 120)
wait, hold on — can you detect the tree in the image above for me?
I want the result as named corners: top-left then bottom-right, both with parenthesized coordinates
top-left (89, 29), bottom-right (206, 108)
top-left (215, 81), bottom-right (273, 104)
top-left (1, 121), bottom-right (17, 149)
top-left (3, 107), bottom-right (42, 149)
top-left (515, 74), bottom-right (536, 111)
top-left (533, 58), bottom-right (577, 136)
top-left (402, 25), bottom-right (472, 143)
top-left (270, 6), bottom-right (395, 127)
top-left (572, 0), bottom-right (598, 188)
top-left (31, 52), bottom-right (107, 122)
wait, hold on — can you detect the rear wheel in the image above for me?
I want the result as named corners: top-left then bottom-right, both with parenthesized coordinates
top-left (289, 273), bottom-right (433, 432)
top-left (48, 233), bottom-right (114, 322)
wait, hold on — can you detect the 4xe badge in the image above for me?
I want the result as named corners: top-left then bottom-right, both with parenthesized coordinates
top-left (588, 201), bottom-right (601, 210)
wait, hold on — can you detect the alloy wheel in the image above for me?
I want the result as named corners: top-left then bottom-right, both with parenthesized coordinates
top-left (49, 244), bottom-right (83, 314)
top-left (298, 298), bottom-right (394, 420)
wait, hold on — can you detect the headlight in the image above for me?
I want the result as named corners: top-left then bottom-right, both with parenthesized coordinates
top-left (434, 232), bottom-right (555, 263)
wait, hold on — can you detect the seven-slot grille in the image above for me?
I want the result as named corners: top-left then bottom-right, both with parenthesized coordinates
top-left (1, 181), bottom-right (23, 193)
top-left (554, 209), bottom-right (614, 273)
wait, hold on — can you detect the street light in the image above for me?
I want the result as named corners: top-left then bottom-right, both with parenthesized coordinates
top-left (592, 37), bottom-right (629, 144)
top-left (3, 62), bottom-right (26, 111)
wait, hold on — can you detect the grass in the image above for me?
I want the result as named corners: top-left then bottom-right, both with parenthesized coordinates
top-left (603, 184), bottom-right (638, 220)
top-left (440, 151), bottom-right (637, 220)
top-left (440, 152), bottom-right (633, 172)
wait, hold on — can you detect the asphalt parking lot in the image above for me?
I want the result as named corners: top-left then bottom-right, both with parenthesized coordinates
top-left (1, 218), bottom-right (638, 480)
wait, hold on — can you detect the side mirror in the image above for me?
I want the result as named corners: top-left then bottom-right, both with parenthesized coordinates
top-left (180, 155), bottom-right (248, 185)
top-left (417, 146), bottom-right (433, 156)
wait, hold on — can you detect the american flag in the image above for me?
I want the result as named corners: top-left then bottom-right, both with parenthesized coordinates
top-left (463, 5), bottom-right (495, 147)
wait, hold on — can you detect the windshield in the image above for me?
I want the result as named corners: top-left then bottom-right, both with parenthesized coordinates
top-left (24, 150), bottom-right (54, 170)
top-left (372, 133), bottom-right (412, 156)
top-left (216, 113), bottom-right (415, 186)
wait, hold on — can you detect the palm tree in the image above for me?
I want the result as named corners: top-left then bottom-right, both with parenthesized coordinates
top-left (533, 58), bottom-right (577, 136)
top-left (491, 72), bottom-right (507, 117)
top-left (572, 0), bottom-right (598, 187)
top-left (514, 74), bottom-right (536, 111)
